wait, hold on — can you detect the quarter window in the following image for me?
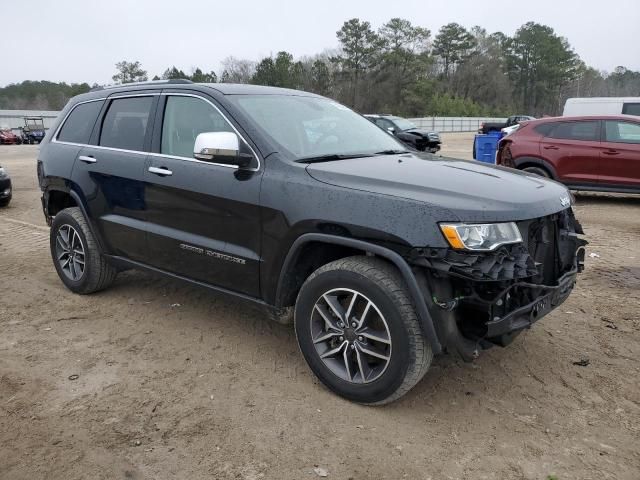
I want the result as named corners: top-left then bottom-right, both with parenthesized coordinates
top-left (99, 97), bottom-right (153, 151)
top-left (548, 121), bottom-right (600, 141)
top-left (161, 96), bottom-right (233, 158)
top-left (622, 103), bottom-right (640, 116)
top-left (604, 121), bottom-right (640, 144)
top-left (57, 100), bottom-right (104, 144)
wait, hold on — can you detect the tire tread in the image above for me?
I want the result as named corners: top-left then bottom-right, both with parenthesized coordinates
top-left (298, 256), bottom-right (432, 405)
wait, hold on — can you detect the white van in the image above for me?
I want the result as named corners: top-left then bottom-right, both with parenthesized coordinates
top-left (563, 97), bottom-right (640, 116)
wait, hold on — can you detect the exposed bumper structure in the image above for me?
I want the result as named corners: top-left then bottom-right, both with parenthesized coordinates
top-left (412, 208), bottom-right (587, 358)
top-left (484, 267), bottom-right (579, 338)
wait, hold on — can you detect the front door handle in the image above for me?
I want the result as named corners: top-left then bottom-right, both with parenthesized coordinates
top-left (79, 155), bottom-right (97, 164)
top-left (543, 145), bottom-right (559, 150)
top-left (148, 166), bottom-right (173, 176)
top-left (603, 150), bottom-right (620, 155)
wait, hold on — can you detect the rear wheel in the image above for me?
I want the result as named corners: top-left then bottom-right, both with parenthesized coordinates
top-left (50, 207), bottom-right (117, 294)
top-left (294, 256), bottom-right (432, 405)
top-left (522, 166), bottom-right (550, 178)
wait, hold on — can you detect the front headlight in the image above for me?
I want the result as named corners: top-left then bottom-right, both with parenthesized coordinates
top-left (439, 222), bottom-right (522, 251)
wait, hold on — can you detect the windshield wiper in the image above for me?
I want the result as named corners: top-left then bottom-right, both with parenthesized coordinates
top-left (295, 153), bottom-right (374, 163)
top-left (374, 149), bottom-right (411, 155)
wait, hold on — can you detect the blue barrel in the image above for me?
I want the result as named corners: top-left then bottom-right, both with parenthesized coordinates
top-left (473, 131), bottom-right (502, 163)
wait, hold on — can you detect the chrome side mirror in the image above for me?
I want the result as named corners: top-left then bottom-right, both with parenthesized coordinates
top-left (387, 127), bottom-right (396, 134)
top-left (193, 131), bottom-right (252, 168)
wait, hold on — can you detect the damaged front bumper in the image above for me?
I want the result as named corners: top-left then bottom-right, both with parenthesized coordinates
top-left (411, 208), bottom-right (587, 358)
top-left (484, 267), bottom-right (579, 338)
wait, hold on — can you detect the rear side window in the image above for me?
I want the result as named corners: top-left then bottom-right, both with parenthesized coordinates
top-left (57, 100), bottom-right (104, 144)
top-left (533, 123), bottom-right (554, 136)
top-left (548, 121), bottom-right (600, 141)
top-left (622, 103), bottom-right (640, 116)
top-left (604, 121), bottom-right (640, 144)
top-left (100, 97), bottom-right (153, 151)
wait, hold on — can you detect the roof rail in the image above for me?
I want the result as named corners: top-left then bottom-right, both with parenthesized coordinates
top-left (91, 79), bottom-right (193, 91)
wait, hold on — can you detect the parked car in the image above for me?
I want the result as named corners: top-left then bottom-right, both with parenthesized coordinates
top-left (21, 117), bottom-right (46, 144)
top-left (38, 80), bottom-right (586, 404)
top-left (497, 115), bottom-right (640, 193)
top-left (501, 124), bottom-right (520, 137)
top-left (563, 97), bottom-right (640, 117)
top-left (0, 164), bottom-right (12, 206)
top-left (0, 125), bottom-right (22, 145)
top-left (364, 114), bottom-right (441, 153)
top-left (479, 115), bottom-right (535, 134)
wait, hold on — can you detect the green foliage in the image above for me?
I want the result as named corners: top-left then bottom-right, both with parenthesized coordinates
top-left (504, 22), bottom-right (580, 114)
top-left (190, 68), bottom-right (217, 83)
top-left (112, 60), bottom-right (148, 84)
top-left (251, 51), bottom-right (303, 89)
top-left (2, 18), bottom-right (638, 117)
top-left (0, 80), bottom-right (91, 110)
top-left (331, 18), bottom-right (384, 108)
top-left (433, 23), bottom-right (476, 77)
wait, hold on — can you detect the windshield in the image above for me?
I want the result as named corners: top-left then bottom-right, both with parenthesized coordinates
top-left (229, 95), bottom-right (404, 160)
top-left (25, 119), bottom-right (44, 128)
top-left (391, 117), bottom-right (417, 131)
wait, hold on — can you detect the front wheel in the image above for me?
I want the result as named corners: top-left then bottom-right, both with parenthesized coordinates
top-left (294, 256), bottom-right (432, 404)
top-left (50, 207), bottom-right (117, 294)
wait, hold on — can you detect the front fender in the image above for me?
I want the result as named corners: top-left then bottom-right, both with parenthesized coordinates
top-left (275, 233), bottom-right (442, 354)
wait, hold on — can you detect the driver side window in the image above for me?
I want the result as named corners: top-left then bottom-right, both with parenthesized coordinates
top-left (161, 96), bottom-right (233, 158)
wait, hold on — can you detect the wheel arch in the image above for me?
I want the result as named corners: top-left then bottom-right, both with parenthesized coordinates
top-left (275, 233), bottom-right (442, 354)
top-left (44, 186), bottom-right (106, 252)
top-left (513, 156), bottom-right (557, 179)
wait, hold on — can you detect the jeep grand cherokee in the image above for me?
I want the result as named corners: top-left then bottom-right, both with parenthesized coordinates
top-left (38, 80), bottom-right (586, 404)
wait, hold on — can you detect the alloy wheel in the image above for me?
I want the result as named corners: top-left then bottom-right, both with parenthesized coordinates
top-left (310, 288), bottom-right (392, 384)
top-left (55, 224), bottom-right (85, 281)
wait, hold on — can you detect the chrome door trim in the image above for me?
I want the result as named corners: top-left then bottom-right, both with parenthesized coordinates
top-left (148, 166), bottom-right (173, 176)
top-left (51, 92), bottom-right (262, 173)
top-left (157, 92), bottom-right (261, 172)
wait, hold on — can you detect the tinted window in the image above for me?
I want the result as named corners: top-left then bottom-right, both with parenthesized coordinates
top-left (604, 121), bottom-right (640, 144)
top-left (534, 123), bottom-right (554, 136)
top-left (161, 96), bottom-right (233, 158)
top-left (548, 121), bottom-right (599, 141)
top-left (622, 103), bottom-right (640, 116)
top-left (375, 118), bottom-right (395, 130)
top-left (57, 100), bottom-right (104, 144)
top-left (100, 97), bottom-right (153, 151)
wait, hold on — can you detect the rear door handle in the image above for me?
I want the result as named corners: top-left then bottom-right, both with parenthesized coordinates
top-left (603, 150), bottom-right (620, 155)
top-left (543, 145), bottom-right (559, 150)
top-left (148, 166), bottom-right (173, 176)
top-left (78, 155), bottom-right (97, 164)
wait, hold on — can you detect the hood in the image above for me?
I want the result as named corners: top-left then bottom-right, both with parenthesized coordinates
top-left (306, 153), bottom-right (571, 222)
top-left (402, 128), bottom-right (439, 138)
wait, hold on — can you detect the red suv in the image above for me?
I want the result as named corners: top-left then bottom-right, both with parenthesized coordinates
top-left (497, 115), bottom-right (640, 193)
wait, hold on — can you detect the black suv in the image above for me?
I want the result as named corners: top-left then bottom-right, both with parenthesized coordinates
top-left (38, 81), bottom-right (586, 404)
top-left (364, 114), bottom-right (441, 153)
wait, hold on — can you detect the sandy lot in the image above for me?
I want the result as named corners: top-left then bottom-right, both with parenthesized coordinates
top-left (1, 137), bottom-right (639, 480)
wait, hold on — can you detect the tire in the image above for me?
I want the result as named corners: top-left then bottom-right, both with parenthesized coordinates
top-left (294, 256), bottom-right (432, 405)
top-left (522, 166), bottom-right (551, 178)
top-left (0, 196), bottom-right (10, 207)
top-left (50, 207), bottom-right (117, 294)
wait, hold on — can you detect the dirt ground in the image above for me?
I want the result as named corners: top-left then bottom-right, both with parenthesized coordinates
top-left (1, 135), bottom-right (639, 480)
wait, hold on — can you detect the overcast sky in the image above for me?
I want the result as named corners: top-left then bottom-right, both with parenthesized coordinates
top-left (3, 0), bottom-right (639, 86)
